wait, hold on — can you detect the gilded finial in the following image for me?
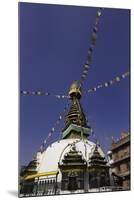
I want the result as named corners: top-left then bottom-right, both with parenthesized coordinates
top-left (68, 81), bottom-right (82, 98)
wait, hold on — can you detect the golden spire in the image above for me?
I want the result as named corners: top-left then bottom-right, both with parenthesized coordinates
top-left (68, 81), bottom-right (82, 99)
top-left (62, 80), bottom-right (90, 139)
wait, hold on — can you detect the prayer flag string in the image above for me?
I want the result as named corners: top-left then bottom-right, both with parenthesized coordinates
top-left (21, 71), bottom-right (129, 100)
top-left (80, 7), bottom-right (104, 85)
top-left (20, 90), bottom-right (69, 99)
top-left (39, 102), bottom-right (70, 152)
top-left (86, 71), bottom-right (129, 94)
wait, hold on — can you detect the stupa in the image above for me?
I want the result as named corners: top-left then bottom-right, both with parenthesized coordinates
top-left (20, 81), bottom-right (111, 196)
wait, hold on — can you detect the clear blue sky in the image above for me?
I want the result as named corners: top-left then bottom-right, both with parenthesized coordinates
top-left (19, 3), bottom-right (130, 166)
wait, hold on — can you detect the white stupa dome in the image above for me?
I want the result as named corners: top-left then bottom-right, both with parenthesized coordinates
top-left (36, 138), bottom-right (105, 181)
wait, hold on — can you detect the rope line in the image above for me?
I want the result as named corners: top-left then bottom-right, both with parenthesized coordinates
top-left (21, 71), bottom-right (129, 100)
top-left (39, 102), bottom-right (70, 151)
top-left (86, 71), bottom-right (129, 94)
top-left (20, 90), bottom-right (69, 99)
top-left (80, 7), bottom-right (104, 86)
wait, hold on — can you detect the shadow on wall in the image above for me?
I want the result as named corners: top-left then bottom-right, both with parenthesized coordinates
top-left (8, 190), bottom-right (18, 197)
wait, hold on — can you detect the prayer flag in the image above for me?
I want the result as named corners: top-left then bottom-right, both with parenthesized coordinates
top-left (45, 92), bottom-right (50, 96)
top-left (97, 84), bottom-right (103, 89)
top-left (84, 64), bottom-right (89, 69)
top-left (44, 140), bottom-right (47, 144)
top-left (116, 76), bottom-right (121, 81)
top-left (37, 91), bottom-right (42, 95)
top-left (23, 91), bottom-right (28, 95)
top-left (93, 26), bottom-right (98, 33)
top-left (83, 70), bottom-right (88, 74)
top-left (104, 82), bottom-right (108, 87)
top-left (48, 132), bottom-right (51, 137)
top-left (97, 10), bottom-right (102, 17)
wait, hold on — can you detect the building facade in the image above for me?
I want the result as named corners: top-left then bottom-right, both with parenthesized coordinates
top-left (108, 132), bottom-right (130, 190)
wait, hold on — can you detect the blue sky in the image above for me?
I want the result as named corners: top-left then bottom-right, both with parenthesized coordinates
top-left (19, 3), bottom-right (130, 166)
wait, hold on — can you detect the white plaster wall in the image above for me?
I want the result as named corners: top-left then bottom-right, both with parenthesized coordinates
top-left (37, 138), bottom-right (105, 174)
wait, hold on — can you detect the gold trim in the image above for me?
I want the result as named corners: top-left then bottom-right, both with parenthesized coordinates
top-left (24, 171), bottom-right (58, 180)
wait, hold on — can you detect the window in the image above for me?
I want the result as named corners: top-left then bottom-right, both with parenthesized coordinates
top-left (117, 165), bottom-right (121, 173)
